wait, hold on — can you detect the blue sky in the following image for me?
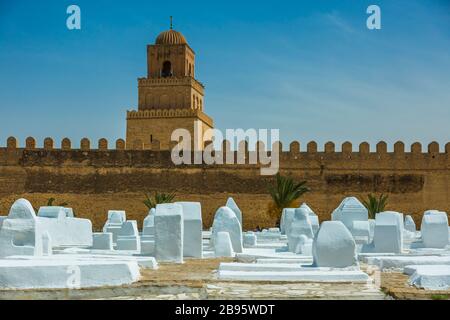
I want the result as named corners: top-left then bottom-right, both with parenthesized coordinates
top-left (0, 0), bottom-right (449, 150)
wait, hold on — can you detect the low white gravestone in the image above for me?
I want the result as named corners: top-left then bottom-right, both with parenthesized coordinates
top-left (92, 232), bottom-right (113, 250)
top-left (212, 206), bottom-right (243, 253)
top-left (297, 234), bottom-right (313, 255)
top-left (299, 203), bottom-right (320, 235)
top-left (104, 210), bottom-right (126, 228)
top-left (0, 199), bottom-right (45, 257)
top-left (0, 258), bottom-right (141, 289)
top-left (141, 208), bottom-right (156, 255)
top-left (332, 197), bottom-right (369, 236)
top-left (35, 206), bottom-right (92, 247)
top-left (140, 239), bottom-right (155, 256)
top-left (116, 221), bottom-right (140, 251)
top-left (243, 232), bottom-right (257, 248)
top-left (0, 216), bottom-right (6, 229)
top-left (226, 197), bottom-right (242, 227)
top-left (38, 207), bottom-right (66, 218)
top-left (280, 208), bottom-right (296, 235)
top-left (41, 231), bottom-right (52, 256)
top-left (313, 221), bottom-right (357, 268)
top-left (142, 208), bottom-right (155, 237)
top-left (288, 208), bottom-right (314, 253)
top-left (214, 232), bottom-right (235, 257)
top-left (154, 203), bottom-right (184, 263)
top-left (421, 210), bottom-right (449, 249)
top-left (39, 206), bottom-right (73, 219)
top-left (351, 220), bottom-right (371, 244)
top-left (407, 265), bottom-right (450, 290)
top-left (369, 219), bottom-right (376, 242)
top-left (256, 229), bottom-right (281, 242)
top-left (374, 211), bottom-right (404, 253)
top-left (64, 208), bottom-right (74, 218)
top-left (176, 202), bottom-right (203, 258)
top-left (103, 210), bottom-right (126, 244)
top-left (404, 215), bottom-right (416, 233)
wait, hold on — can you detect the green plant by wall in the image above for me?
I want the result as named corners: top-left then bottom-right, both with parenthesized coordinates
top-left (267, 173), bottom-right (310, 225)
top-left (362, 193), bottom-right (388, 219)
top-left (143, 191), bottom-right (176, 210)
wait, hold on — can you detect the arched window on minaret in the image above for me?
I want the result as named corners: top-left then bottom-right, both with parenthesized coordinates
top-left (162, 61), bottom-right (172, 77)
top-left (189, 64), bottom-right (192, 76)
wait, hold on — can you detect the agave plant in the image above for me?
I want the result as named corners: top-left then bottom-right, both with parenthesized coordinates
top-left (143, 191), bottom-right (176, 210)
top-left (362, 193), bottom-right (388, 219)
top-left (268, 173), bottom-right (310, 223)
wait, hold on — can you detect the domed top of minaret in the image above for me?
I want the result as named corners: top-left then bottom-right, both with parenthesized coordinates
top-left (155, 29), bottom-right (187, 45)
top-left (155, 16), bottom-right (187, 45)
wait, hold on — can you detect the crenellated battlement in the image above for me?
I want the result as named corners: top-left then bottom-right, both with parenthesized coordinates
top-left (1, 136), bottom-right (449, 168)
top-left (3, 136), bottom-right (449, 154)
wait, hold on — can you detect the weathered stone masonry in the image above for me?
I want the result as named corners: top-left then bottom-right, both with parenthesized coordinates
top-left (0, 137), bottom-right (449, 231)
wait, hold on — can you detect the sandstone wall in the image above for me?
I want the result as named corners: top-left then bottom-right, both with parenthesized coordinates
top-left (126, 108), bottom-right (213, 150)
top-left (0, 137), bottom-right (449, 231)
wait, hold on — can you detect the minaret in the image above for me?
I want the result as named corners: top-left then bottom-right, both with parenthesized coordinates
top-left (126, 19), bottom-right (213, 150)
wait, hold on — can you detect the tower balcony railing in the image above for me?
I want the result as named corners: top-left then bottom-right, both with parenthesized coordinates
top-left (138, 76), bottom-right (204, 89)
top-left (126, 108), bottom-right (213, 126)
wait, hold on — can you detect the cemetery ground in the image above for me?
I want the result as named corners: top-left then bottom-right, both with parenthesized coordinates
top-left (0, 188), bottom-right (449, 300)
top-left (0, 257), bottom-right (447, 300)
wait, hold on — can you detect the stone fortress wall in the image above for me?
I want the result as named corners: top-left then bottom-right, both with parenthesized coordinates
top-left (0, 136), bottom-right (449, 231)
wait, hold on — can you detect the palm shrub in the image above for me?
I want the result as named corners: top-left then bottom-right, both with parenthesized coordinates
top-left (143, 191), bottom-right (176, 210)
top-left (362, 193), bottom-right (388, 219)
top-left (267, 173), bottom-right (310, 225)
